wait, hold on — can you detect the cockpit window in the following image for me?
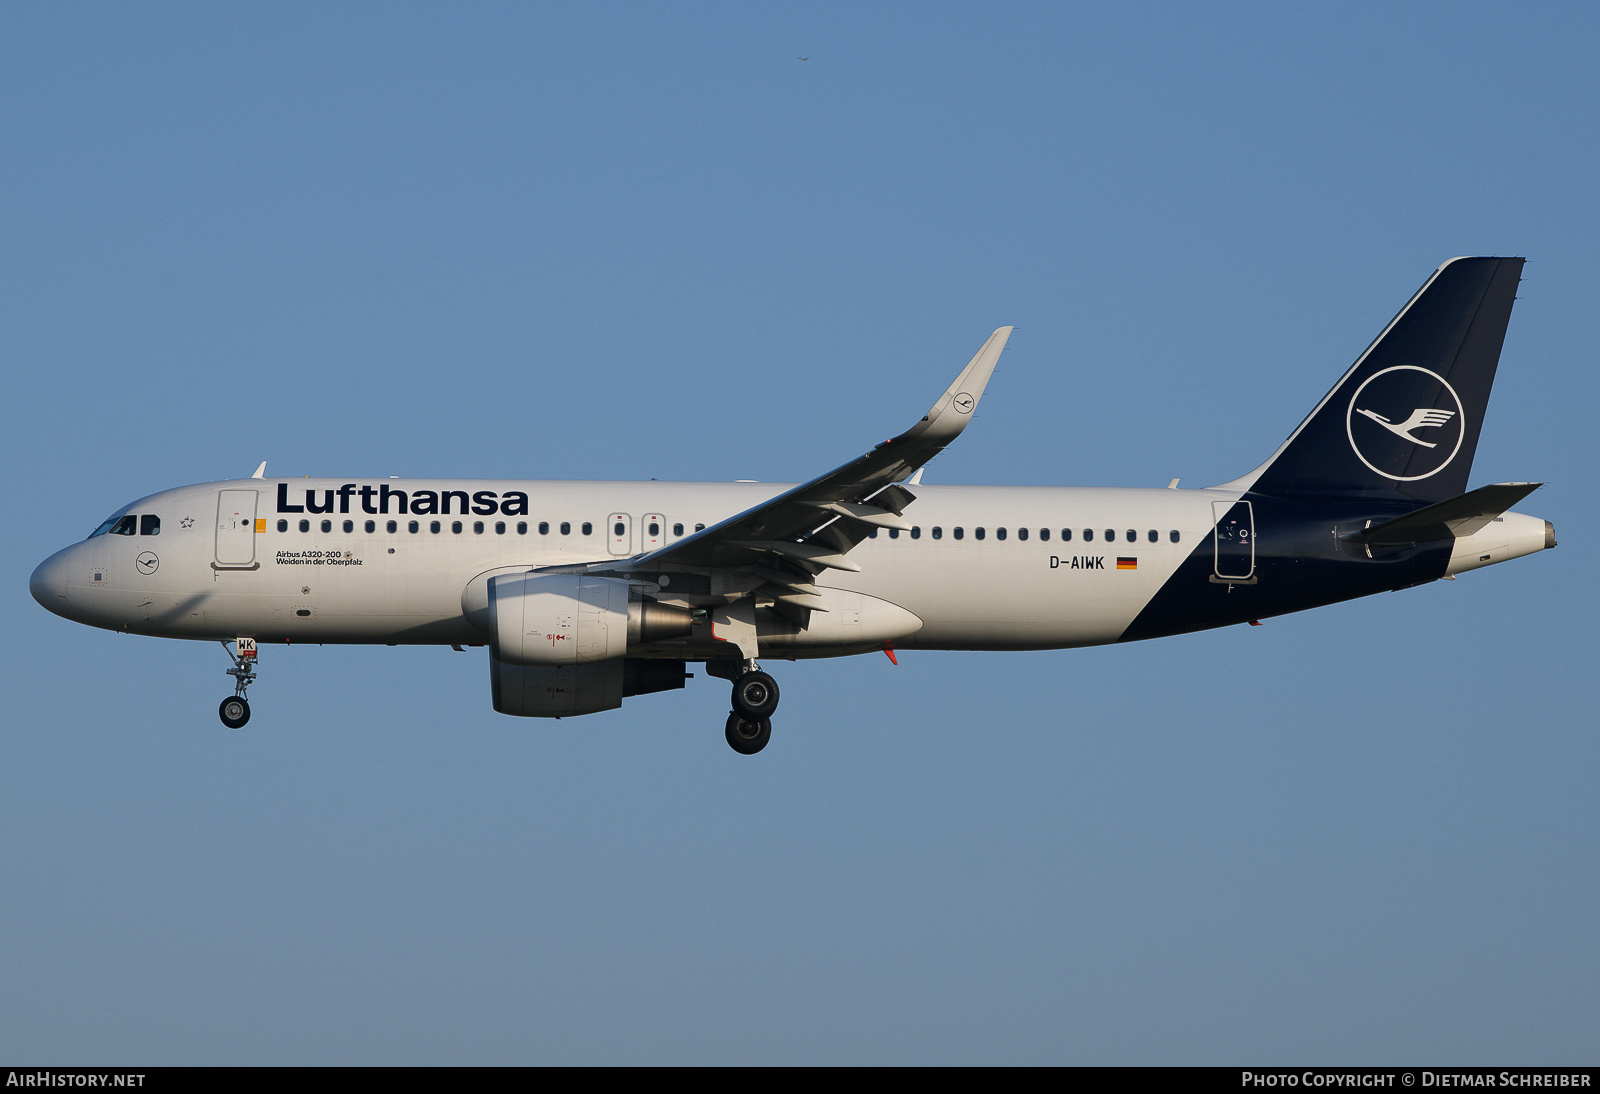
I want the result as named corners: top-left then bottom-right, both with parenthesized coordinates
top-left (110, 515), bottom-right (137, 536)
top-left (89, 516), bottom-right (122, 538)
top-left (140, 515), bottom-right (160, 536)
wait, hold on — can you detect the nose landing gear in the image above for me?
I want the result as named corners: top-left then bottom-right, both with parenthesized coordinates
top-left (219, 638), bottom-right (256, 729)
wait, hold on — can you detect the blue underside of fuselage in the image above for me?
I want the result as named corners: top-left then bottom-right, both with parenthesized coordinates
top-left (1120, 492), bottom-right (1454, 642)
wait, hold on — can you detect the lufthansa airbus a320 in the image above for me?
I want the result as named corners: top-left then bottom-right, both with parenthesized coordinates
top-left (30, 257), bottom-right (1554, 753)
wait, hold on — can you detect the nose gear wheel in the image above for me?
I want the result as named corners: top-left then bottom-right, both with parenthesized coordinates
top-left (219, 696), bottom-right (251, 729)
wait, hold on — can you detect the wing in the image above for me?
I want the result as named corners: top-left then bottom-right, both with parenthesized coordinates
top-left (602, 326), bottom-right (1013, 579)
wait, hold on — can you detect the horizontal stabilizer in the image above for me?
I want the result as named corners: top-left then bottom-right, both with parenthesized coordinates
top-left (1353, 482), bottom-right (1542, 544)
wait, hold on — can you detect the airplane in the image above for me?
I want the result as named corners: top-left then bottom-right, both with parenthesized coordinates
top-left (29, 256), bottom-right (1555, 754)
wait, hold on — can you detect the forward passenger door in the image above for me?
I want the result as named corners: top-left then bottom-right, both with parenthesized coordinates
top-left (215, 490), bottom-right (259, 569)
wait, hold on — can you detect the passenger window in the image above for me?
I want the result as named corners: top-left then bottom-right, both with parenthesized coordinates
top-left (995, 527), bottom-right (1006, 541)
top-left (1083, 528), bottom-right (1093, 542)
top-left (695, 523), bottom-right (705, 532)
top-left (474, 521), bottom-right (485, 534)
top-left (975, 527), bottom-right (986, 540)
top-left (386, 520), bottom-right (397, 533)
top-left (910, 526), bottom-right (921, 539)
top-left (954, 527), bottom-right (964, 540)
top-left (614, 521), bottom-right (625, 537)
top-left (1039, 528), bottom-right (1049, 541)
top-left (560, 522), bottom-right (570, 535)
top-left (343, 520), bottom-right (354, 533)
top-left (1106, 528), bottom-right (1116, 542)
top-left (581, 522), bottom-right (592, 536)
top-left (408, 520), bottom-right (419, 533)
top-left (494, 521), bottom-right (504, 534)
top-left (277, 519), bottom-right (288, 533)
top-left (1147, 529), bottom-right (1157, 543)
top-left (648, 522), bottom-right (659, 536)
top-left (321, 519), bottom-right (332, 533)
top-left (869, 528), bottom-right (879, 538)
top-left (1017, 528), bottom-right (1027, 541)
top-left (140, 515), bottom-right (161, 536)
top-left (1169, 530), bottom-right (1180, 543)
top-left (888, 529), bottom-right (899, 539)
top-left (365, 520), bottom-right (375, 533)
top-left (673, 523), bottom-right (684, 536)
top-left (517, 522), bottom-right (527, 534)
top-left (299, 519), bottom-right (310, 533)
top-left (112, 515), bottom-right (137, 536)
top-left (1061, 528), bottom-right (1072, 542)
top-left (1126, 529), bottom-right (1136, 543)
top-left (932, 526), bottom-right (943, 539)
top-left (539, 522), bottom-right (549, 535)
top-left (430, 521), bottom-right (441, 534)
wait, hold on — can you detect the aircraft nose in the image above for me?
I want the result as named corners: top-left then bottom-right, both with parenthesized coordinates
top-left (29, 548), bottom-right (72, 617)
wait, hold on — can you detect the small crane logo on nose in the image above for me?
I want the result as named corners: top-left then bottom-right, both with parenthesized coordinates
top-left (136, 552), bottom-right (159, 575)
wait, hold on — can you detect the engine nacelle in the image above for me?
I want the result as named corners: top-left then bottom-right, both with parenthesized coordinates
top-left (490, 657), bottom-right (690, 718)
top-left (489, 573), bottom-right (627, 665)
top-left (485, 573), bottom-right (694, 666)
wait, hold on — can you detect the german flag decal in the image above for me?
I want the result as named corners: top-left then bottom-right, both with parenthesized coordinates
top-left (1116, 557), bottom-right (1137, 570)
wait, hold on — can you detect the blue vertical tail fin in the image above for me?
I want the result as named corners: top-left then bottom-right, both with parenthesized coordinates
top-left (1238, 256), bottom-right (1524, 504)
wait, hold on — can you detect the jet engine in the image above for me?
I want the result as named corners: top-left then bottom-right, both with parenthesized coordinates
top-left (484, 572), bottom-right (695, 666)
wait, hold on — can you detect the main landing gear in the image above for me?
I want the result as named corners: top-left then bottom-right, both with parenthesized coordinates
top-left (712, 660), bottom-right (780, 754)
top-left (219, 638), bottom-right (256, 729)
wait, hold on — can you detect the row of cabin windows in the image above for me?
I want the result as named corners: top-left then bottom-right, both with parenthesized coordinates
top-left (276, 518), bottom-right (709, 536)
top-left (870, 527), bottom-right (1182, 544)
top-left (91, 514), bottom-right (160, 537)
top-left (271, 518), bottom-right (1179, 543)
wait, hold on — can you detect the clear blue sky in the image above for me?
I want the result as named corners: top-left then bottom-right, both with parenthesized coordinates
top-left (2, 1), bottom-right (1595, 1064)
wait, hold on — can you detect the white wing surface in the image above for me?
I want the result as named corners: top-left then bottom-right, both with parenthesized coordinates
top-left (599, 327), bottom-right (1013, 581)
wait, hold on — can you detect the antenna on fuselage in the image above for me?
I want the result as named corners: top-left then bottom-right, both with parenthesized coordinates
top-left (251, 462), bottom-right (267, 479)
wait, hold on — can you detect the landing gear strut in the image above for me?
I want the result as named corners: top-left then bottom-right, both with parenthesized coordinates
top-left (713, 659), bottom-right (779, 754)
top-left (219, 639), bottom-right (256, 729)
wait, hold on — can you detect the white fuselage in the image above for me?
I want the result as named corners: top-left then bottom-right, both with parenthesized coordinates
top-left (36, 477), bottom-right (1239, 654)
top-left (32, 476), bottom-right (1553, 659)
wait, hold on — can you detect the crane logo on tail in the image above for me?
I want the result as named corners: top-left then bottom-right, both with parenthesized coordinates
top-left (1345, 366), bottom-right (1465, 482)
top-left (1353, 406), bottom-right (1456, 448)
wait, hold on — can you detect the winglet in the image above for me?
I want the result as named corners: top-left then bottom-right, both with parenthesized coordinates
top-left (925, 326), bottom-right (1011, 437)
top-left (251, 461), bottom-right (267, 479)
top-left (891, 327), bottom-right (1013, 449)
